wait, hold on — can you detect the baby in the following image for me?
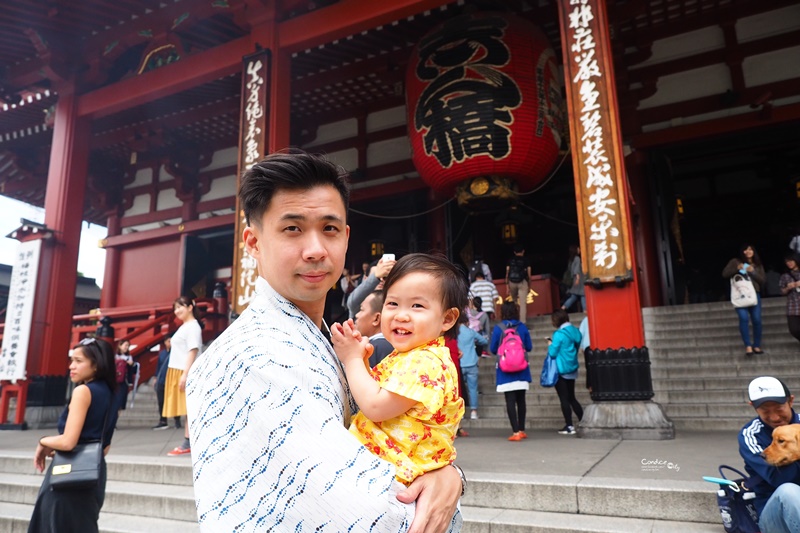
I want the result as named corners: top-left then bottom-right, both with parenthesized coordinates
top-left (332, 253), bottom-right (466, 484)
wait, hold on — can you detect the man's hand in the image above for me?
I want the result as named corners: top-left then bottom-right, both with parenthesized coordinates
top-left (398, 465), bottom-right (461, 533)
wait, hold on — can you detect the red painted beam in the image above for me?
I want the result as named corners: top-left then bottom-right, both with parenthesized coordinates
top-left (103, 213), bottom-right (235, 248)
top-left (351, 176), bottom-right (427, 203)
top-left (631, 101), bottom-right (800, 149)
top-left (77, 36), bottom-right (253, 119)
top-left (277, 0), bottom-right (457, 53)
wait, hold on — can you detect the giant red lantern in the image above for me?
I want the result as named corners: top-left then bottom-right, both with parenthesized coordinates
top-left (406, 13), bottom-right (565, 209)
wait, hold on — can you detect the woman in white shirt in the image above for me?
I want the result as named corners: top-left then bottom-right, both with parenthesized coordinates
top-left (164, 296), bottom-right (203, 456)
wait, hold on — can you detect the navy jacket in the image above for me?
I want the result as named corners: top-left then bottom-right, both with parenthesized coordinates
top-left (738, 410), bottom-right (800, 515)
top-left (155, 349), bottom-right (170, 386)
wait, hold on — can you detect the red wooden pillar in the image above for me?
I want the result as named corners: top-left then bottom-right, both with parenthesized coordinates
top-left (557, 0), bottom-right (644, 349)
top-left (264, 12), bottom-right (291, 153)
top-left (28, 86), bottom-right (90, 379)
top-left (100, 212), bottom-right (121, 308)
top-left (558, 0), bottom-right (672, 438)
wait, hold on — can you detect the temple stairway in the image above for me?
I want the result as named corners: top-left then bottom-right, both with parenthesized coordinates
top-left (1, 300), bottom-right (793, 531)
top-left (0, 444), bottom-right (723, 532)
top-left (461, 297), bottom-right (797, 434)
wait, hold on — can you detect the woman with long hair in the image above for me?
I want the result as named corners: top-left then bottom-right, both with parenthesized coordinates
top-left (29, 338), bottom-right (116, 532)
top-left (111, 339), bottom-right (133, 417)
top-left (779, 252), bottom-right (800, 345)
top-left (722, 244), bottom-right (766, 355)
top-left (490, 301), bottom-right (533, 441)
top-left (164, 296), bottom-right (203, 455)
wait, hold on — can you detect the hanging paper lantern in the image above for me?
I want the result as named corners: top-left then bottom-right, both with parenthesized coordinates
top-left (406, 12), bottom-right (565, 207)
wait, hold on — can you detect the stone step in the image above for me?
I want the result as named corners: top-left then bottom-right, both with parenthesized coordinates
top-left (651, 361), bottom-right (800, 378)
top-left (642, 299), bottom-right (785, 316)
top-left (461, 507), bottom-right (721, 532)
top-left (649, 350), bottom-right (799, 363)
top-left (645, 332), bottom-right (800, 354)
top-left (461, 414), bottom-right (745, 432)
top-left (0, 501), bottom-right (199, 533)
top-left (644, 317), bottom-right (787, 327)
top-left (0, 472), bottom-right (196, 522)
top-left (670, 417), bottom-right (745, 431)
top-left (653, 375), bottom-right (800, 391)
top-left (0, 501), bottom-right (720, 533)
top-left (663, 403), bottom-right (752, 418)
top-left (465, 473), bottom-right (717, 523)
top-left (0, 454), bottom-right (721, 528)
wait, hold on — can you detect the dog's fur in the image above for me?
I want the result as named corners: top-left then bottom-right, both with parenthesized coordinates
top-left (763, 424), bottom-right (800, 466)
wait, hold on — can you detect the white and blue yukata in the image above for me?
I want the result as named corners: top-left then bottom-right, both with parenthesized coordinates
top-left (187, 277), bottom-right (462, 532)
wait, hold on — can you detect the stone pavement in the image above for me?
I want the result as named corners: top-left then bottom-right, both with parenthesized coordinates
top-left (0, 423), bottom-right (748, 531)
top-left (0, 423), bottom-right (744, 484)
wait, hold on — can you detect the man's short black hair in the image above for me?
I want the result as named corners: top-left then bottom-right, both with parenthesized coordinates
top-left (367, 290), bottom-right (385, 314)
top-left (239, 148), bottom-right (350, 227)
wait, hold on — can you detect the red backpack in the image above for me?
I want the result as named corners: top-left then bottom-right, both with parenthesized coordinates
top-left (115, 358), bottom-right (128, 384)
top-left (498, 327), bottom-right (528, 372)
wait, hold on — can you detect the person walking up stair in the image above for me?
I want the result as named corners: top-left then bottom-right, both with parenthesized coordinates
top-left (506, 245), bottom-right (531, 324)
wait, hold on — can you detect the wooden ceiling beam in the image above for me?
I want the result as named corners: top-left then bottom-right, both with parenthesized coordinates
top-left (637, 77), bottom-right (800, 126)
top-left (293, 47), bottom-right (410, 94)
top-left (82, 0), bottom-right (248, 59)
top-left (77, 35), bottom-right (251, 119)
top-left (626, 31), bottom-right (799, 85)
top-left (277, 0), bottom-right (457, 54)
top-left (90, 97), bottom-right (240, 149)
top-left (615, 0), bottom-right (798, 47)
top-left (631, 101), bottom-right (800, 149)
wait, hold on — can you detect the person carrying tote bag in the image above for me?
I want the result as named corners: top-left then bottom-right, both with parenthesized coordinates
top-left (29, 338), bottom-right (117, 533)
top-left (722, 244), bottom-right (766, 356)
top-left (546, 309), bottom-right (583, 436)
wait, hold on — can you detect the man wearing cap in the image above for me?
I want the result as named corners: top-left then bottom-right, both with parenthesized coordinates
top-left (739, 376), bottom-right (800, 533)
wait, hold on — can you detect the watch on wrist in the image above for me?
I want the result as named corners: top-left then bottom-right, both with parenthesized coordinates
top-left (451, 463), bottom-right (467, 497)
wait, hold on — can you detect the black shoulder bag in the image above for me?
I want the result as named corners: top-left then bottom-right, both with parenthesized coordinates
top-left (48, 398), bottom-right (110, 491)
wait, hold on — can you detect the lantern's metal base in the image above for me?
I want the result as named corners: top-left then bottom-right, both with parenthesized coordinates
top-left (456, 176), bottom-right (518, 211)
top-left (577, 401), bottom-right (674, 440)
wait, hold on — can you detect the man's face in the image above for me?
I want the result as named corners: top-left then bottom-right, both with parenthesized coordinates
top-left (243, 185), bottom-right (349, 321)
top-left (754, 397), bottom-right (795, 429)
top-left (354, 293), bottom-right (380, 337)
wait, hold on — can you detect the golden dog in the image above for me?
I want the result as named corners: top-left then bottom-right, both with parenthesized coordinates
top-left (763, 424), bottom-right (800, 467)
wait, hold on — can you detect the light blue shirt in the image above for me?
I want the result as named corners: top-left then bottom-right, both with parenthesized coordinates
top-left (457, 324), bottom-right (488, 368)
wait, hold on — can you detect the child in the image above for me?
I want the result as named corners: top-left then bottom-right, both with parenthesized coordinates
top-left (331, 253), bottom-right (466, 485)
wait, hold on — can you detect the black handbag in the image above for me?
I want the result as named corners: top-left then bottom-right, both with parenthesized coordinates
top-left (49, 441), bottom-right (104, 491)
top-left (48, 399), bottom-right (110, 491)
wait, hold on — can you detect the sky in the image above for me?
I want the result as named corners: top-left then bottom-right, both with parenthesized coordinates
top-left (0, 195), bottom-right (107, 288)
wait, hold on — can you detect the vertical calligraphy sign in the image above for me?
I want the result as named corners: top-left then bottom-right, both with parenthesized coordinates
top-left (558, 0), bottom-right (632, 283)
top-left (232, 49), bottom-right (271, 316)
top-left (0, 240), bottom-right (42, 381)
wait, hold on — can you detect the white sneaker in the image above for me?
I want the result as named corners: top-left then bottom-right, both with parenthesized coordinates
top-left (470, 410), bottom-right (478, 420)
top-left (558, 425), bottom-right (576, 435)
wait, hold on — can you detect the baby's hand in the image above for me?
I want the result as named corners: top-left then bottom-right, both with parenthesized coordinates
top-left (332, 320), bottom-right (370, 365)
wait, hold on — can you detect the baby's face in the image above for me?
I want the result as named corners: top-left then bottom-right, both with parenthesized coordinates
top-left (381, 271), bottom-right (454, 353)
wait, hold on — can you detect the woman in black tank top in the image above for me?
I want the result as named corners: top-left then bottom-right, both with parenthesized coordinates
top-left (28, 337), bottom-right (116, 533)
